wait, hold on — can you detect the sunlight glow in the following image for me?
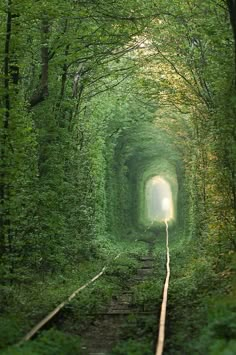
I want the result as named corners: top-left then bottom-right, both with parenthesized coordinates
top-left (162, 197), bottom-right (170, 211)
top-left (146, 176), bottom-right (173, 222)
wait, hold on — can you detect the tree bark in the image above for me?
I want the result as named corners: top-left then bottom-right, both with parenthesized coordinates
top-left (0, 0), bottom-right (12, 256)
top-left (29, 18), bottom-right (49, 108)
top-left (227, 0), bottom-right (236, 85)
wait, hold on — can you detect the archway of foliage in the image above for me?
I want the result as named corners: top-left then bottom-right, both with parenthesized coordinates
top-left (106, 122), bottom-right (183, 239)
top-left (1, 0), bottom-right (235, 281)
top-left (1, 0), bottom-right (236, 353)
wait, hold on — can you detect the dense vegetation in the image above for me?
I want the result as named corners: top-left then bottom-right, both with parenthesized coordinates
top-left (0, 0), bottom-right (236, 353)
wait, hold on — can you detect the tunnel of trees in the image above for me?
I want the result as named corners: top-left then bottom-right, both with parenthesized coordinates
top-left (0, 0), bottom-right (236, 354)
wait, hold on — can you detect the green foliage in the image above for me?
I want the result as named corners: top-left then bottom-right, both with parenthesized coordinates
top-left (111, 338), bottom-right (153, 355)
top-left (111, 312), bottom-right (156, 354)
top-left (164, 239), bottom-right (236, 354)
top-left (0, 317), bottom-right (22, 351)
top-left (0, 239), bottom-right (144, 349)
top-left (132, 279), bottom-right (162, 307)
top-left (3, 330), bottom-right (82, 355)
top-left (0, 0), bottom-right (236, 353)
top-left (131, 248), bottom-right (166, 309)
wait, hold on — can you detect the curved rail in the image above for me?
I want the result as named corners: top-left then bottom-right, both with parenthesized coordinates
top-left (18, 253), bottom-right (122, 345)
top-left (18, 224), bottom-right (171, 353)
top-left (155, 220), bottom-right (170, 355)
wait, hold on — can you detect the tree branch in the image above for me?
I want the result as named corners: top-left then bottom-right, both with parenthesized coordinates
top-left (29, 18), bottom-right (50, 108)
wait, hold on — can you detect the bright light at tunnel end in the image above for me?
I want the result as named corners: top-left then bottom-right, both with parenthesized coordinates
top-left (146, 176), bottom-right (174, 222)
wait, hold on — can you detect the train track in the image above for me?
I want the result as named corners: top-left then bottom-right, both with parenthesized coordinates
top-left (18, 221), bottom-right (170, 354)
top-left (79, 252), bottom-right (156, 354)
top-left (156, 220), bottom-right (170, 355)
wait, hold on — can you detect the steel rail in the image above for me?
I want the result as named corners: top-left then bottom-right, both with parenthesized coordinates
top-left (155, 219), bottom-right (170, 355)
top-left (18, 253), bottom-right (122, 345)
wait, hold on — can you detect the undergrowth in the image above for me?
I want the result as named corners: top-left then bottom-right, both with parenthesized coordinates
top-left (165, 238), bottom-right (236, 354)
top-left (0, 239), bottom-right (147, 353)
top-left (110, 237), bottom-right (167, 354)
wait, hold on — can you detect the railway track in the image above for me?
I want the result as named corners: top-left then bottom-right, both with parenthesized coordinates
top-left (79, 253), bottom-right (156, 354)
top-left (18, 221), bottom-right (170, 354)
top-left (156, 220), bottom-right (170, 355)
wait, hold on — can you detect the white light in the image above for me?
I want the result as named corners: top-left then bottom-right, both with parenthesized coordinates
top-left (145, 176), bottom-right (173, 222)
top-left (162, 198), bottom-right (170, 211)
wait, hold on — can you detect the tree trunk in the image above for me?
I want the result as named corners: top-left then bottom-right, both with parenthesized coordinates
top-left (0, 0), bottom-right (12, 256)
top-left (227, 0), bottom-right (236, 85)
top-left (29, 18), bottom-right (49, 108)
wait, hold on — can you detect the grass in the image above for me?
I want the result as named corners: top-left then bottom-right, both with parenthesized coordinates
top-left (109, 234), bottom-right (167, 354)
top-left (0, 238), bottom-right (148, 353)
top-left (165, 236), bottom-right (236, 354)
top-left (3, 227), bottom-right (233, 355)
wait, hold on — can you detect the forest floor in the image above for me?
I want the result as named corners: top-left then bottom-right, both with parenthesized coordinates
top-left (78, 254), bottom-right (157, 354)
top-left (1, 238), bottom-right (166, 354)
top-left (2, 231), bottom-right (235, 354)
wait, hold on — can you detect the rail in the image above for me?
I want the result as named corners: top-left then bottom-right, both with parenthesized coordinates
top-left (18, 253), bottom-right (122, 345)
top-left (18, 223), bottom-right (171, 353)
top-left (155, 219), bottom-right (170, 355)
